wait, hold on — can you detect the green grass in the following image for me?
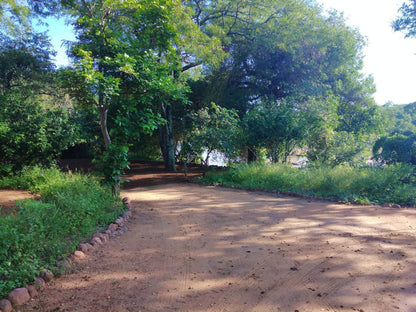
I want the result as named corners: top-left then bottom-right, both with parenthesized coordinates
top-left (0, 167), bottom-right (125, 298)
top-left (203, 163), bottom-right (416, 206)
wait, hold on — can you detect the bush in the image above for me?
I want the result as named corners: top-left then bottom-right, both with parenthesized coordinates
top-left (203, 163), bottom-right (416, 206)
top-left (0, 167), bottom-right (124, 298)
top-left (0, 90), bottom-right (79, 175)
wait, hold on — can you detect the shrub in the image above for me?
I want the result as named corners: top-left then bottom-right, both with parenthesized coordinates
top-left (0, 90), bottom-right (79, 175)
top-left (0, 167), bottom-right (124, 298)
top-left (203, 163), bottom-right (416, 206)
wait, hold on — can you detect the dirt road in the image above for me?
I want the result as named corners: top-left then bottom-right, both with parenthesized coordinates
top-left (20, 178), bottom-right (416, 312)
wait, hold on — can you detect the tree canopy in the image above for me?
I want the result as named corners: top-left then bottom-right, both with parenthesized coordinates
top-left (0, 0), bottom-right (388, 184)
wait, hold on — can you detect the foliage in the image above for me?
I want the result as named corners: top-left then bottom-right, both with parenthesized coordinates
top-left (373, 134), bottom-right (416, 165)
top-left (187, 0), bottom-right (379, 165)
top-left (243, 97), bottom-right (318, 163)
top-left (93, 144), bottom-right (130, 194)
top-left (154, 0), bottom-right (227, 171)
top-left (178, 103), bottom-right (240, 166)
top-left (307, 131), bottom-right (375, 167)
top-left (378, 102), bottom-right (416, 136)
top-left (0, 90), bottom-right (79, 175)
top-left (0, 167), bottom-right (125, 298)
top-left (0, 0), bottom-right (31, 37)
top-left (0, 34), bottom-right (55, 94)
top-left (393, 0), bottom-right (416, 38)
top-left (373, 102), bottom-right (416, 165)
top-left (203, 163), bottom-right (416, 206)
top-left (59, 0), bottom-right (185, 184)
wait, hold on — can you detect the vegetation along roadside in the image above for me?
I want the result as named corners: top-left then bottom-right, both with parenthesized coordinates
top-left (203, 163), bottom-right (416, 207)
top-left (0, 167), bottom-right (126, 299)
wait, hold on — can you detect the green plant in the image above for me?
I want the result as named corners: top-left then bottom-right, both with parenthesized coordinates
top-left (0, 89), bottom-right (79, 175)
top-left (203, 163), bottom-right (416, 206)
top-left (93, 144), bottom-right (130, 194)
top-left (0, 167), bottom-right (124, 298)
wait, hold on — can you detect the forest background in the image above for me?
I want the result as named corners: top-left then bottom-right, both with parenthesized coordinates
top-left (2, 0), bottom-right (416, 189)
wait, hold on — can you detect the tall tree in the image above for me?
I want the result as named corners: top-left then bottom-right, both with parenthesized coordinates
top-left (60, 0), bottom-right (193, 188)
top-left (155, 1), bottom-right (226, 171)
top-left (0, 17), bottom-right (77, 174)
top-left (188, 0), bottom-right (379, 164)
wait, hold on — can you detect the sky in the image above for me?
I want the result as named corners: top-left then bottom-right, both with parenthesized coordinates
top-left (42, 0), bottom-right (416, 106)
top-left (318, 0), bottom-right (416, 105)
top-left (38, 17), bottom-right (75, 68)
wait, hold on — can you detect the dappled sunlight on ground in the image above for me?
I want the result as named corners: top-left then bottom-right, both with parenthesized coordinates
top-left (23, 182), bottom-right (416, 312)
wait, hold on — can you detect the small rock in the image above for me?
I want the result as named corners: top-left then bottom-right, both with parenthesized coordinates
top-left (34, 278), bottom-right (45, 290)
top-left (91, 237), bottom-right (103, 245)
top-left (40, 269), bottom-right (54, 282)
top-left (108, 223), bottom-right (118, 232)
top-left (383, 203), bottom-right (391, 207)
top-left (392, 204), bottom-right (401, 209)
top-left (94, 233), bottom-right (107, 243)
top-left (105, 229), bottom-right (112, 236)
top-left (0, 299), bottom-right (12, 312)
top-left (115, 218), bottom-right (124, 226)
top-left (100, 234), bottom-right (108, 243)
top-left (78, 243), bottom-right (89, 253)
top-left (74, 250), bottom-right (86, 259)
top-left (102, 233), bottom-right (110, 241)
top-left (122, 197), bottom-right (131, 205)
top-left (85, 243), bottom-right (94, 250)
top-left (26, 285), bottom-right (38, 298)
top-left (8, 288), bottom-right (30, 306)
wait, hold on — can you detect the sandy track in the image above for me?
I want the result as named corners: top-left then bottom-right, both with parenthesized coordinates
top-left (22, 183), bottom-right (416, 312)
top-left (0, 190), bottom-right (34, 215)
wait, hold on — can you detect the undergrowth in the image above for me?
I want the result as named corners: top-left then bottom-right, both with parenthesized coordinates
top-left (0, 167), bottom-right (125, 298)
top-left (203, 163), bottom-right (416, 206)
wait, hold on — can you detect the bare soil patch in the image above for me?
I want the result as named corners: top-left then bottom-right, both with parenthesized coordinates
top-left (0, 190), bottom-right (33, 216)
top-left (18, 162), bottom-right (416, 312)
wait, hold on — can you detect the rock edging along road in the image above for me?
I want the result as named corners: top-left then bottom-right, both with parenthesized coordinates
top-left (21, 183), bottom-right (416, 312)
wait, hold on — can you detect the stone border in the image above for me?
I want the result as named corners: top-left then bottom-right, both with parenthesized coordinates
top-left (0, 197), bottom-right (132, 312)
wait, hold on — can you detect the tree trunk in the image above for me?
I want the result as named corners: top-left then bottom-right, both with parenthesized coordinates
top-left (98, 106), bottom-right (111, 149)
top-left (159, 102), bottom-right (176, 172)
top-left (247, 147), bottom-right (257, 163)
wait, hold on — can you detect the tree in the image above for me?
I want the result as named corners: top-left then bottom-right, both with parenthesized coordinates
top-left (373, 134), bottom-right (416, 165)
top-left (393, 0), bottom-right (416, 38)
top-left (60, 0), bottom-right (191, 189)
top-left (187, 0), bottom-right (379, 165)
top-left (178, 103), bottom-right (239, 169)
top-left (0, 88), bottom-right (78, 174)
top-left (244, 99), bottom-right (296, 163)
top-left (0, 16), bottom-right (79, 174)
top-left (0, 0), bottom-right (31, 37)
top-left (0, 34), bottom-right (55, 95)
top-left (155, 1), bottom-right (226, 171)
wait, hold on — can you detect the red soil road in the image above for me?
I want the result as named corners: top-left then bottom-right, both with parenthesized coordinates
top-left (15, 162), bottom-right (416, 312)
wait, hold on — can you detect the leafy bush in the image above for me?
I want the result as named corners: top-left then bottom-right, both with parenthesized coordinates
top-left (93, 144), bottom-right (130, 194)
top-left (203, 163), bottom-right (416, 206)
top-left (0, 90), bottom-right (80, 175)
top-left (0, 167), bottom-right (124, 298)
top-left (373, 134), bottom-right (416, 165)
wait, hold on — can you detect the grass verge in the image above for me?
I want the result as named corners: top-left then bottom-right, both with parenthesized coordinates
top-left (203, 163), bottom-right (416, 206)
top-left (0, 166), bottom-right (125, 298)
